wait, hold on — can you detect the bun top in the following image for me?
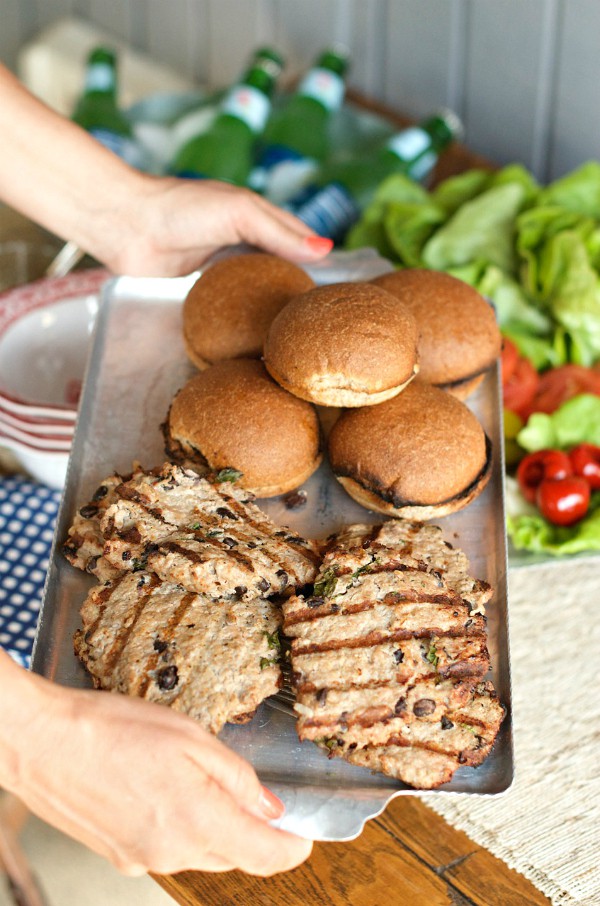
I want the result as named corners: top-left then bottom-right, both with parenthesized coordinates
top-left (182, 253), bottom-right (315, 367)
top-left (328, 380), bottom-right (487, 507)
top-left (263, 281), bottom-right (419, 401)
top-left (166, 358), bottom-right (321, 495)
top-left (371, 269), bottom-right (501, 386)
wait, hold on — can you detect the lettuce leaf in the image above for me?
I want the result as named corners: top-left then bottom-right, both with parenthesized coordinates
top-left (345, 173), bottom-right (435, 259)
top-left (383, 201), bottom-right (446, 266)
top-left (422, 182), bottom-right (528, 273)
top-left (535, 160), bottom-right (600, 219)
top-left (516, 205), bottom-right (597, 300)
top-left (507, 505), bottom-right (600, 556)
top-left (430, 168), bottom-right (492, 214)
top-left (540, 231), bottom-right (600, 365)
top-left (517, 394), bottom-right (600, 450)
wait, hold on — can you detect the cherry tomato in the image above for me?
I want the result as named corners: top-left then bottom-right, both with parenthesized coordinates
top-left (521, 364), bottom-right (600, 419)
top-left (502, 357), bottom-right (540, 419)
top-left (536, 476), bottom-right (590, 526)
top-left (569, 443), bottom-right (600, 489)
top-left (516, 449), bottom-right (573, 503)
top-left (500, 337), bottom-right (520, 385)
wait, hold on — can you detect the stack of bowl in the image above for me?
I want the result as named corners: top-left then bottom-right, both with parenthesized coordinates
top-left (0, 269), bottom-right (108, 488)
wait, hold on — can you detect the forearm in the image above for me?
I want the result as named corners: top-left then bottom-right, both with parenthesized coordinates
top-left (0, 64), bottom-right (150, 260)
top-left (0, 649), bottom-right (52, 795)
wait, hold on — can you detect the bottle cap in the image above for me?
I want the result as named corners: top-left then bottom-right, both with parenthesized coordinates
top-left (432, 107), bottom-right (464, 143)
top-left (318, 45), bottom-right (350, 76)
top-left (253, 47), bottom-right (285, 76)
top-left (87, 46), bottom-right (117, 67)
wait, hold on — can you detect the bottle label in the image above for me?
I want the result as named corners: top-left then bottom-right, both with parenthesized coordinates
top-left (85, 62), bottom-right (115, 92)
top-left (294, 182), bottom-right (360, 242)
top-left (221, 85), bottom-right (271, 133)
top-left (251, 148), bottom-right (319, 204)
top-left (89, 128), bottom-right (144, 168)
top-left (298, 68), bottom-right (345, 111)
top-left (386, 127), bottom-right (437, 181)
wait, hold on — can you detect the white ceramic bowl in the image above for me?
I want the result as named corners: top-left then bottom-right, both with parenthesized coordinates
top-left (0, 269), bottom-right (107, 487)
top-left (0, 432), bottom-right (69, 489)
top-left (0, 268), bottom-right (107, 409)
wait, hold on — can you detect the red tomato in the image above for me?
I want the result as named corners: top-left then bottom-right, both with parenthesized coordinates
top-left (502, 357), bottom-right (540, 419)
top-left (517, 449), bottom-right (573, 503)
top-left (501, 337), bottom-right (520, 385)
top-left (522, 364), bottom-right (600, 419)
top-left (569, 443), bottom-right (600, 489)
top-left (536, 476), bottom-right (590, 526)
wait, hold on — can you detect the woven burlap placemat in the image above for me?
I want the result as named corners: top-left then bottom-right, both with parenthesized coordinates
top-left (422, 558), bottom-right (600, 906)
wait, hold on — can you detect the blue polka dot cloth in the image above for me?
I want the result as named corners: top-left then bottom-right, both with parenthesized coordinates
top-left (0, 475), bottom-right (61, 668)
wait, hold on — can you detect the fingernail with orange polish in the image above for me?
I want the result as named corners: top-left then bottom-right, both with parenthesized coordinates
top-left (305, 236), bottom-right (334, 253)
top-left (259, 786), bottom-right (285, 820)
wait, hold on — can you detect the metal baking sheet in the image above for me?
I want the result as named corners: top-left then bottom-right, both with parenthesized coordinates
top-left (33, 254), bottom-right (513, 841)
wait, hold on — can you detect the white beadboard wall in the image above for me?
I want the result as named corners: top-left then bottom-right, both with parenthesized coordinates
top-left (2, 0), bottom-right (599, 182)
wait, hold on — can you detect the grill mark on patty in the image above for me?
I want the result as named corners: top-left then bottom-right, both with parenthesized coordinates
top-left (213, 493), bottom-right (303, 557)
top-left (284, 590), bottom-right (463, 627)
top-left (137, 590), bottom-right (197, 697)
top-left (291, 624), bottom-right (486, 655)
top-left (192, 516), bottom-right (304, 582)
top-left (114, 486), bottom-right (170, 528)
top-left (102, 579), bottom-right (163, 675)
top-left (84, 572), bottom-right (129, 639)
top-left (157, 537), bottom-right (258, 573)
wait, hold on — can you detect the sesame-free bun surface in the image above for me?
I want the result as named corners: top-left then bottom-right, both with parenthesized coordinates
top-left (163, 359), bottom-right (322, 498)
top-left (372, 269), bottom-right (501, 399)
top-left (263, 282), bottom-right (419, 407)
top-left (328, 380), bottom-right (492, 519)
top-left (183, 253), bottom-right (315, 369)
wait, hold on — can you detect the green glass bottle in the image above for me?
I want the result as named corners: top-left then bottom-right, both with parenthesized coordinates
top-left (251, 46), bottom-right (349, 201)
top-left (169, 47), bottom-right (284, 171)
top-left (72, 46), bottom-right (142, 166)
top-left (170, 55), bottom-right (282, 185)
top-left (293, 109), bottom-right (463, 241)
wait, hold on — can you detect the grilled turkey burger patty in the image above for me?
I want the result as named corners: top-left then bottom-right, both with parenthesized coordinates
top-left (75, 571), bottom-right (282, 734)
top-left (99, 462), bottom-right (320, 597)
top-left (282, 520), bottom-right (504, 790)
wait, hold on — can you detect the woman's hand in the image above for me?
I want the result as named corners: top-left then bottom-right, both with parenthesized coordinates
top-left (0, 653), bottom-right (312, 877)
top-left (103, 175), bottom-right (333, 277)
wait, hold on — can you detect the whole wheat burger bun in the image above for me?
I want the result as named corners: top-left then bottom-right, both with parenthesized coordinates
top-left (328, 379), bottom-right (492, 519)
top-left (263, 282), bottom-right (419, 407)
top-left (182, 253), bottom-right (315, 369)
top-left (163, 358), bottom-right (322, 498)
top-left (371, 269), bottom-right (501, 399)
